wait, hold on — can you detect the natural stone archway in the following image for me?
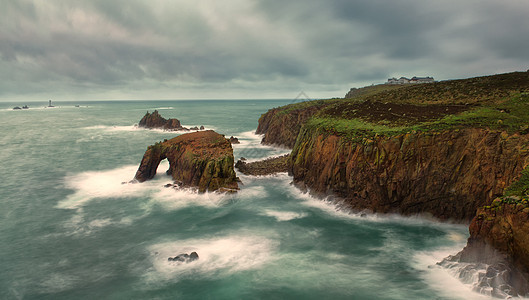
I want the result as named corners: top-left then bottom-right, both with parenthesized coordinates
top-left (134, 144), bottom-right (167, 182)
top-left (134, 130), bottom-right (239, 193)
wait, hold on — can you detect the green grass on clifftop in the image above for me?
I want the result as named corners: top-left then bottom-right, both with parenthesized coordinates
top-left (305, 91), bottom-right (529, 140)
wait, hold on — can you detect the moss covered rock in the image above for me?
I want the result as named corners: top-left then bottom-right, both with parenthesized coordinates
top-left (134, 130), bottom-right (238, 193)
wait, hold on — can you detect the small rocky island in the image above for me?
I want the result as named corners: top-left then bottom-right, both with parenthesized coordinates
top-left (138, 110), bottom-right (204, 131)
top-left (134, 130), bottom-right (239, 193)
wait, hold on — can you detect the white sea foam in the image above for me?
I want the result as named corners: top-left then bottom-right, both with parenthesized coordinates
top-left (413, 246), bottom-right (502, 300)
top-left (237, 172), bottom-right (290, 185)
top-left (38, 273), bottom-right (79, 293)
top-left (144, 233), bottom-right (278, 285)
top-left (147, 186), bottom-right (226, 211)
top-left (231, 130), bottom-right (290, 161)
top-left (285, 183), bottom-right (358, 220)
top-left (57, 164), bottom-right (164, 209)
top-left (236, 185), bottom-right (269, 200)
top-left (82, 124), bottom-right (210, 134)
top-left (62, 209), bottom-right (141, 235)
top-left (284, 180), bottom-right (473, 230)
top-left (262, 209), bottom-right (307, 221)
top-left (58, 160), bottom-right (230, 213)
top-left (154, 107), bottom-right (174, 110)
top-left (83, 124), bottom-right (174, 134)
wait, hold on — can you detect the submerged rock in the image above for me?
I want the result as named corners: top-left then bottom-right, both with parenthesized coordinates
top-left (228, 136), bottom-right (240, 144)
top-left (134, 130), bottom-right (239, 193)
top-left (439, 199), bottom-right (529, 297)
top-left (168, 252), bottom-right (199, 263)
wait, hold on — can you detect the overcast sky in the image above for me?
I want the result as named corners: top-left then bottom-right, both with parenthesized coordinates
top-left (1, 0), bottom-right (528, 101)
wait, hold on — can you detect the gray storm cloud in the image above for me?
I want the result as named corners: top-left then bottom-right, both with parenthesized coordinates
top-left (0, 0), bottom-right (528, 100)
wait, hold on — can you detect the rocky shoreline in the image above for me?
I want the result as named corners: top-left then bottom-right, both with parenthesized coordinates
top-left (235, 155), bottom-right (290, 176)
top-left (251, 71), bottom-right (529, 297)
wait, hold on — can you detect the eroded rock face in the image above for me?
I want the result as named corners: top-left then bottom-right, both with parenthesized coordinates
top-left (134, 130), bottom-right (239, 193)
top-left (290, 128), bottom-right (529, 221)
top-left (256, 105), bottom-right (325, 148)
top-left (439, 241), bottom-right (529, 298)
top-left (235, 155), bottom-right (289, 176)
top-left (138, 110), bottom-right (186, 131)
top-left (441, 198), bottom-right (529, 297)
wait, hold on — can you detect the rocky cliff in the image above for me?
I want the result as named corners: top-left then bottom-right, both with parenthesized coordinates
top-left (138, 110), bottom-right (186, 131)
top-left (253, 71), bottom-right (529, 296)
top-left (134, 130), bottom-right (238, 193)
top-left (289, 127), bottom-right (529, 220)
top-left (440, 196), bottom-right (529, 297)
top-left (255, 101), bottom-right (328, 148)
top-left (468, 197), bottom-right (529, 271)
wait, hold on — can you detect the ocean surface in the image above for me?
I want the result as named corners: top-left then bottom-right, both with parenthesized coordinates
top-left (0, 100), bottom-right (505, 299)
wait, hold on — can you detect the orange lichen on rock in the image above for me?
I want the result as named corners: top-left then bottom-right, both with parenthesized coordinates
top-left (134, 130), bottom-right (238, 193)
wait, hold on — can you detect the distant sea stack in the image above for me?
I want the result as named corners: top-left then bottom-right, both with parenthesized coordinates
top-left (138, 110), bottom-right (187, 131)
top-left (134, 130), bottom-right (239, 193)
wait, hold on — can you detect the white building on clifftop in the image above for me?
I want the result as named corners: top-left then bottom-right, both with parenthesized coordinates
top-left (387, 76), bottom-right (434, 84)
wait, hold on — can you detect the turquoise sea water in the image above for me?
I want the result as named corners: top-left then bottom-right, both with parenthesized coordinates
top-left (0, 100), bottom-right (495, 299)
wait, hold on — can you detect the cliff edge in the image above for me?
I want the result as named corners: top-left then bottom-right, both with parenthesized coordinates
top-left (134, 130), bottom-right (238, 193)
top-left (254, 71), bottom-right (529, 296)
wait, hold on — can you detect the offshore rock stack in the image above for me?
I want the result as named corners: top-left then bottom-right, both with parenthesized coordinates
top-left (138, 110), bottom-right (204, 131)
top-left (134, 130), bottom-right (239, 193)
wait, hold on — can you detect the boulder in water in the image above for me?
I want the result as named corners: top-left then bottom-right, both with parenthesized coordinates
top-left (229, 136), bottom-right (240, 144)
top-left (168, 252), bottom-right (199, 263)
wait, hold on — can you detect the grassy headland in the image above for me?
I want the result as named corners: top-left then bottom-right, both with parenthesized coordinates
top-left (285, 71), bottom-right (529, 142)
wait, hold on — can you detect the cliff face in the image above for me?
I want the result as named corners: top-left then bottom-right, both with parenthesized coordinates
top-left (253, 73), bottom-right (529, 295)
top-left (134, 130), bottom-right (238, 193)
top-left (442, 198), bottom-right (529, 297)
top-left (256, 104), bottom-right (326, 148)
top-left (467, 198), bottom-right (529, 272)
top-left (138, 110), bottom-right (185, 130)
top-left (290, 127), bottom-right (529, 220)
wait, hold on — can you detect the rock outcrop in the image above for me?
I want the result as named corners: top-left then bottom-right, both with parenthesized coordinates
top-left (168, 252), bottom-right (199, 263)
top-left (228, 136), bottom-right (240, 144)
top-left (235, 155), bottom-right (290, 176)
top-left (256, 103), bottom-right (327, 148)
top-left (440, 197), bottom-right (529, 297)
top-left (289, 128), bottom-right (529, 221)
top-left (138, 110), bottom-right (186, 131)
top-left (134, 130), bottom-right (239, 193)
